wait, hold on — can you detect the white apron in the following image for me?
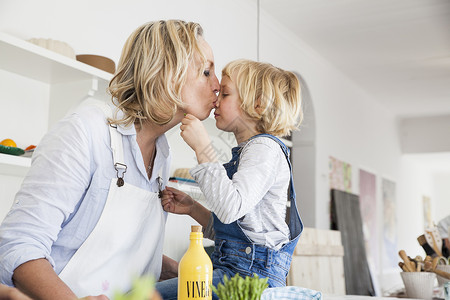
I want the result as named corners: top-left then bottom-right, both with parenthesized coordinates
top-left (59, 101), bottom-right (167, 298)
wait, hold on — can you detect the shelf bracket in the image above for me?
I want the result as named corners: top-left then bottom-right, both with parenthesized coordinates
top-left (88, 76), bottom-right (99, 97)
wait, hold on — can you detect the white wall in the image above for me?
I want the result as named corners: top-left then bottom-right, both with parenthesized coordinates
top-left (433, 173), bottom-right (450, 222)
top-left (1, 0), bottom-right (449, 295)
top-left (258, 9), bottom-right (448, 294)
top-left (0, 0), bottom-right (257, 79)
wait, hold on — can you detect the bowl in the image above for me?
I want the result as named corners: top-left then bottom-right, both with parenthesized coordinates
top-left (76, 54), bottom-right (115, 74)
top-left (28, 38), bottom-right (75, 59)
top-left (400, 272), bottom-right (436, 300)
top-left (437, 265), bottom-right (450, 286)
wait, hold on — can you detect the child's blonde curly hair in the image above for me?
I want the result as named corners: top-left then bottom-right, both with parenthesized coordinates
top-left (222, 59), bottom-right (303, 137)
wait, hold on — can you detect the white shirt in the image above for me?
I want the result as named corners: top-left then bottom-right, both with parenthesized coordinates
top-left (191, 137), bottom-right (291, 250)
top-left (0, 101), bottom-right (171, 286)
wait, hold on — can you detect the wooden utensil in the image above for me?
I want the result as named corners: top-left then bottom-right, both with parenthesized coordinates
top-left (424, 260), bottom-right (450, 279)
top-left (424, 227), bottom-right (443, 257)
top-left (398, 262), bottom-right (408, 272)
top-left (399, 250), bottom-right (415, 272)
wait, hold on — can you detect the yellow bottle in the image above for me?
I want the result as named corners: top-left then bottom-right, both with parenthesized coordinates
top-left (178, 225), bottom-right (213, 300)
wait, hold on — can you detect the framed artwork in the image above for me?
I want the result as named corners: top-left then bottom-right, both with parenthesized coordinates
top-left (329, 156), bottom-right (352, 192)
top-left (359, 169), bottom-right (378, 272)
top-left (422, 196), bottom-right (432, 227)
top-left (382, 178), bottom-right (397, 269)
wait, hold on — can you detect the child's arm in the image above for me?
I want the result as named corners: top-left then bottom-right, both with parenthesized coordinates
top-left (161, 186), bottom-right (211, 228)
top-left (180, 114), bottom-right (217, 164)
top-left (191, 139), bottom-right (282, 225)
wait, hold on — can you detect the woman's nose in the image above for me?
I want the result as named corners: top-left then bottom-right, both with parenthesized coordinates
top-left (212, 74), bottom-right (220, 92)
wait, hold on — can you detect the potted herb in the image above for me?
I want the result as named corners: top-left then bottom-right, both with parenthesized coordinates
top-left (212, 273), bottom-right (269, 300)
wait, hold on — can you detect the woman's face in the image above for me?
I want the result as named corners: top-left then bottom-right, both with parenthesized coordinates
top-left (181, 37), bottom-right (220, 120)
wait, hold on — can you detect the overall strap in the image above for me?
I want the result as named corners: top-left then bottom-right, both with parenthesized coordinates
top-left (247, 134), bottom-right (302, 239)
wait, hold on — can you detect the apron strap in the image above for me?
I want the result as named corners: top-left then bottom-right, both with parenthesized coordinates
top-left (81, 98), bottom-right (127, 186)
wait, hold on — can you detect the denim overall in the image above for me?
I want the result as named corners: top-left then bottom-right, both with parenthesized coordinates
top-left (210, 133), bottom-right (303, 288)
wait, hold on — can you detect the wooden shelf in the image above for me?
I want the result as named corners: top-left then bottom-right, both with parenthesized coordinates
top-left (0, 153), bottom-right (31, 177)
top-left (0, 32), bottom-right (112, 84)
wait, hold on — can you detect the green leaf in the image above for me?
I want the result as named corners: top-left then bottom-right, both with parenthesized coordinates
top-left (113, 276), bottom-right (155, 300)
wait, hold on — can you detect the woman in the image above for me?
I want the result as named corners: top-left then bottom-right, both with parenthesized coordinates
top-left (0, 20), bottom-right (219, 299)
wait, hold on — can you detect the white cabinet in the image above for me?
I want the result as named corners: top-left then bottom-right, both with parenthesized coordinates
top-left (0, 32), bottom-right (112, 176)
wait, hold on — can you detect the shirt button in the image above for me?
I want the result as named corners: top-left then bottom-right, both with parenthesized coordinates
top-left (245, 247), bottom-right (252, 254)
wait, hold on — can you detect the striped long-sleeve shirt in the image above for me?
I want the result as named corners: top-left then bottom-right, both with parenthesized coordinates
top-left (190, 136), bottom-right (291, 250)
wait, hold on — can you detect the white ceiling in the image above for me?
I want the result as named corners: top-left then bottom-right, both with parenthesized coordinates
top-left (261, 0), bottom-right (450, 118)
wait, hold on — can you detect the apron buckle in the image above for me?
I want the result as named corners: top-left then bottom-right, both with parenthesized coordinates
top-left (114, 163), bottom-right (127, 187)
top-left (157, 176), bottom-right (163, 198)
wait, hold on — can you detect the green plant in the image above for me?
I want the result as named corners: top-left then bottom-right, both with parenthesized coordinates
top-left (211, 273), bottom-right (269, 300)
top-left (113, 276), bottom-right (156, 300)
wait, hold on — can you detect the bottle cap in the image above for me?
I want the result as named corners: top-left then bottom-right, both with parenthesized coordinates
top-left (191, 225), bottom-right (202, 232)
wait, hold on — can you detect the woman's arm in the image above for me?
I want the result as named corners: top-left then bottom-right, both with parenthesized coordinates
top-left (13, 259), bottom-right (77, 300)
top-left (13, 259), bottom-right (108, 300)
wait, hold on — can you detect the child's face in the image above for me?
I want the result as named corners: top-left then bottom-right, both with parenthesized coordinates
top-left (214, 75), bottom-right (256, 136)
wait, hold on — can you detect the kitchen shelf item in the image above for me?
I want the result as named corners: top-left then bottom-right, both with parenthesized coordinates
top-left (27, 38), bottom-right (76, 59)
top-left (0, 144), bottom-right (25, 156)
top-left (76, 54), bottom-right (115, 74)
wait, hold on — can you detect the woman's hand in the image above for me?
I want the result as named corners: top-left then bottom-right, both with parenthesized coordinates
top-left (0, 284), bottom-right (32, 300)
top-left (180, 114), bottom-right (216, 163)
top-left (161, 187), bottom-right (195, 216)
top-left (79, 296), bottom-right (109, 300)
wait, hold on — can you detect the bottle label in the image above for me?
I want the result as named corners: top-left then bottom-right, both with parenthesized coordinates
top-left (184, 280), bottom-right (212, 298)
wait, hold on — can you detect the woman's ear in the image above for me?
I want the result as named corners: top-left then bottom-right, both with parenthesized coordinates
top-left (255, 97), bottom-right (263, 115)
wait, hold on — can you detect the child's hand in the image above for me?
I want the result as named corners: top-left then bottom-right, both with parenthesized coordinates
top-left (180, 114), bottom-right (210, 153)
top-left (161, 186), bottom-right (195, 216)
top-left (180, 114), bottom-right (217, 163)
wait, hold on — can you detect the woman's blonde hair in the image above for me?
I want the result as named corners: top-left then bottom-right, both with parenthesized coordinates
top-left (222, 59), bottom-right (303, 137)
top-left (108, 20), bottom-right (205, 127)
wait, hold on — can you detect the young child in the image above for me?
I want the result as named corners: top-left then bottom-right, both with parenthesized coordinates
top-left (157, 59), bottom-right (303, 299)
